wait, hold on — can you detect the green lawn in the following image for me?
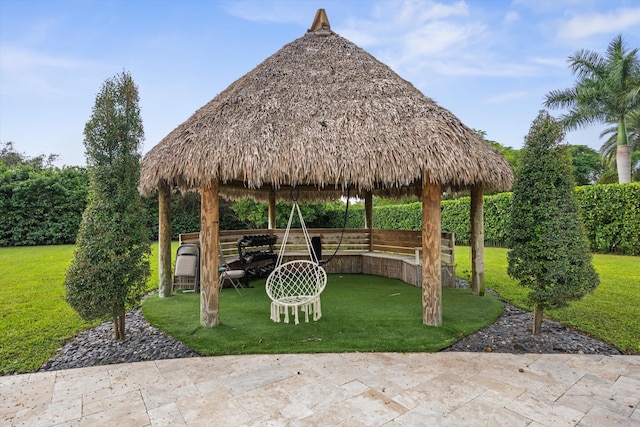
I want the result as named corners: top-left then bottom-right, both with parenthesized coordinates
top-left (0, 243), bottom-right (173, 375)
top-left (142, 275), bottom-right (504, 355)
top-left (455, 246), bottom-right (640, 354)
top-left (1, 243), bottom-right (637, 375)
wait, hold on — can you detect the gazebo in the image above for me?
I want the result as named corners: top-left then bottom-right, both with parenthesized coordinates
top-left (139, 9), bottom-right (513, 328)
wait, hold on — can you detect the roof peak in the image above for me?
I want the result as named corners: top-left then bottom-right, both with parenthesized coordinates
top-left (308, 8), bottom-right (332, 35)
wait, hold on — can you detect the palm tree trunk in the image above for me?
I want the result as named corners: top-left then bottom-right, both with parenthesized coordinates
top-left (617, 117), bottom-right (631, 183)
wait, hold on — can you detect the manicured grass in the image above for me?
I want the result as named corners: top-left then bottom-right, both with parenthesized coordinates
top-left (2, 243), bottom-right (637, 374)
top-left (455, 246), bottom-right (640, 354)
top-left (0, 243), bottom-right (173, 375)
top-left (142, 274), bottom-right (504, 355)
top-left (0, 245), bottom-right (94, 374)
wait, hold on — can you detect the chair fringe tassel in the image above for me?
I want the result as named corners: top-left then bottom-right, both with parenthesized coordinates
top-left (270, 297), bottom-right (322, 325)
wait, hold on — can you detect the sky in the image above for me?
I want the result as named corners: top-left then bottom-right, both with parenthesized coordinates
top-left (1, 0), bottom-right (639, 167)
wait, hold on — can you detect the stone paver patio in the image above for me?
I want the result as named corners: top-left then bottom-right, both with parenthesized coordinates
top-left (2, 353), bottom-right (639, 426)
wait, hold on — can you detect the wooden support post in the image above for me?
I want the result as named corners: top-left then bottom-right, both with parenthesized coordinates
top-left (471, 184), bottom-right (485, 296)
top-left (268, 190), bottom-right (277, 229)
top-left (200, 182), bottom-right (220, 327)
top-left (365, 191), bottom-right (373, 251)
top-left (158, 181), bottom-right (172, 298)
top-left (421, 177), bottom-right (442, 326)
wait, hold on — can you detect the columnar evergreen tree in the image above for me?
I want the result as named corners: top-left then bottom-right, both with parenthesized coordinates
top-left (507, 111), bottom-right (599, 334)
top-left (65, 71), bottom-right (150, 340)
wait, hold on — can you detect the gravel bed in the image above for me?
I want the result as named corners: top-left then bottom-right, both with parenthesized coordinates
top-left (38, 283), bottom-right (621, 372)
top-left (38, 308), bottom-right (199, 372)
top-left (442, 296), bottom-right (621, 355)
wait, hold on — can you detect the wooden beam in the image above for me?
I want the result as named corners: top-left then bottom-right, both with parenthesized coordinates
top-left (200, 182), bottom-right (220, 327)
top-left (470, 184), bottom-right (485, 296)
top-left (365, 191), bottom-right (373, 251)
top-left (421, 177), bottom-right (442, 326)
top-left (268, 190), bottom-right (276, 229)
top-left (158, 181), bottom-right (172, 298)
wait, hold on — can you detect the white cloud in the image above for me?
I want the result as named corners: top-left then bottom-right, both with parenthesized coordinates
top-left (503, 11), bottom-right (519, 25)
top-left (530, 56), bottom-right (566, 68)
top-left (557, 7), bottom-right (640, 40)
top-left (0, 45), bottom-right (96, 94)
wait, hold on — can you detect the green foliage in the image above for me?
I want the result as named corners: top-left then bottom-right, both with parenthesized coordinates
top-left (0, 141), bottom-right (59, 168)
top-left (64, 71), bottom-right (150, 336)
top-left (439, 184), bottom-right (639, 255)
top-left (373, 201), bottom-right (421, 230)
top-left (567, 145), bottom-right (605, 185)
top-left (0, 163), bottom-right (88, 246)
top-left (143, 275), bottom-right (504, 355)
top-left (576, 183), bottom-right (640, 254)
top-left (473, 129), bottom-right (522, 172)
top-left (507, 111), bottom-right (599, 312)
top-left (231, 198), bottom-right (365, 229)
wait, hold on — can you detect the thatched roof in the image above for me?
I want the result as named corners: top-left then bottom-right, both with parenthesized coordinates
top-left (139, 9), bottom-right (513, 198)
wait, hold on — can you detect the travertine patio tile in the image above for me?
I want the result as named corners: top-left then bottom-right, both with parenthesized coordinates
top-left (52, 369), bottom-right (110, 403)
top-left (302, 388), bottom-right (407, 426)
top-left (506, 390), bottom-right (586, 426)
top-left (384, 402), bottom-right (465, 426)
top-left (451, 389), bottom-right (533, 426)
top-left (392, 371), bottom-right (486, 413)
top-left (218, 362), bottom-right (295, 395)
top-left (140, 368), bottom-right (200, 410)
top-left (13, 398), bottom-right (81, 427)
top-left (269, 374), bottom-right (365, 413)
top-left (0, 371), bottom-right (56, 415)
top-left (4, 353), bottom-right (638, 426)
top-left (147, 402), bottom-right (187, 426)
top-left (467, 372), bottom-right (527, 399)
top-left (577, 405), bottom-right (637, 426)
top-left (107, 362), bottom-right (164, 395)
top-left (80, 392), bottom-right (149, 426)
top-left (233, 379), bottom-right (299, 419)
top-left (177, 394), bottom-right (251, 426)
top-left (565, 354), bottom-right (628, 382)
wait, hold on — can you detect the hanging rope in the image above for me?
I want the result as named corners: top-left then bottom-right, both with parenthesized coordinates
top-left (275, 200), bottom-right (319, 267)
top-left (320, 184), bottom-right (351, 266)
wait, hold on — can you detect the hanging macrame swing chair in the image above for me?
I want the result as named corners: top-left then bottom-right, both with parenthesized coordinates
top-left (265, 197), bottom-right (328, 324)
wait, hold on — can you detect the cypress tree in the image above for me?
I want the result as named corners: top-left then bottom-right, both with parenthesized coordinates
top-left (508, 111), bottom-right (599, 334)
top-left (65, 71), bottom-right (150, 340)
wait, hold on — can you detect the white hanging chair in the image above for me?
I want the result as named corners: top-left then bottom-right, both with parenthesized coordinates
top-left (266, 201), bottom-right (328, 324)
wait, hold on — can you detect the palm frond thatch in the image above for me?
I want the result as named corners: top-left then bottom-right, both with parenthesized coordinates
top-left (140, 20), bottom-right (513, 198)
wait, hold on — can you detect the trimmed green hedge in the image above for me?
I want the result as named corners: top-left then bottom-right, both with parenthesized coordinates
top-left (364, 184), bottom-right (639, 255)
top-left (2, 162), bottom-right (637, 256)
top-left (576, 184), bottom-right (640, 255)
top-left (441, 183), bottom-right (639, 255)
top-left (0, 165), bottom-right (89, 246)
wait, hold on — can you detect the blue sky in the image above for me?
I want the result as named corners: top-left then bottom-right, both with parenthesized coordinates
top-left (1, 0), bottom-right (639, 167)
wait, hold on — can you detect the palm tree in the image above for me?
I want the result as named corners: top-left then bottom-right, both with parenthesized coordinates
top-left (544, 35), bottom-right (640, 183)
top-left (600, 109), bottom-right (640, 180)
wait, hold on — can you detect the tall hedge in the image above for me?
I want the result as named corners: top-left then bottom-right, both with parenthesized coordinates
top-left (0, 164), bottom-right (88, 246)
top-left (576, 183), bottom-right (640, 254)
top-left (437, 183), bottom-right (639, 255)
